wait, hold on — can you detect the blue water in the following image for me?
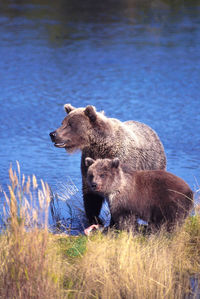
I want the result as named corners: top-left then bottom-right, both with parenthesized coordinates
top-left (0, 0), bottom-right (200, 226)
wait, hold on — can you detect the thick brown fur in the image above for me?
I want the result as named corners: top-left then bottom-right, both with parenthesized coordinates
top-left (50, 104), bottom-right (166, 225)
top-left (85, 157), bottom-right (193, 232)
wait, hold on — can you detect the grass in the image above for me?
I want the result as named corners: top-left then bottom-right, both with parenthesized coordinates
top-left (0, 163), bottom-right (200, 298)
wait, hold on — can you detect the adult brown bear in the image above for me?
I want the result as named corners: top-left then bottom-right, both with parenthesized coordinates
top-left (50, 104), bottom-right (166, 225)
top-left (85, 157), bottom-right (193, 232)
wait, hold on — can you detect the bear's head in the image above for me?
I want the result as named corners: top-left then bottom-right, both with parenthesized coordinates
top-left (49, 104), bottom-right (104, 153)
top-left (85, 157), bottom-right (120, 195)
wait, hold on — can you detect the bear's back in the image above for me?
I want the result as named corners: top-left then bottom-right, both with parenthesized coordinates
top-left (124, 121), bottom-right (164, 149)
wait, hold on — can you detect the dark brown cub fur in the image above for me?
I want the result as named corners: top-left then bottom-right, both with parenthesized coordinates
top-left (85, 157), bottom-right (193, 232)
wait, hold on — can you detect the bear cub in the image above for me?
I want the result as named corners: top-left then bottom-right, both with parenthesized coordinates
top-left (85, 157), bottom-right (193, 233)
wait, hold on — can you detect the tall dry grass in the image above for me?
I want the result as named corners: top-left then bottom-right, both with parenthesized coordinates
top-left (67, 227), bottom-right (199, 299)
top-left (0, 163), bottom-right (66, 299)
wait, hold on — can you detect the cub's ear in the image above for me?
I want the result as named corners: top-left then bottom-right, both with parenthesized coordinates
top-left (111, 158), bottom-right (120, 169)
top-left (84, 105), bottom-right (97, 122)
top-left (85, 157), bottom-right (95, 167)
top-left (64, 104), bottom-right (75, 114)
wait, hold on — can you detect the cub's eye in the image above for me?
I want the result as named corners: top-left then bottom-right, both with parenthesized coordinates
top-left (100, 174), bottom-right (105, 178)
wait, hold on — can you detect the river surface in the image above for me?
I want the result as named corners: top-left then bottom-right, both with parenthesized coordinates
top-left (0, 0), bottom-right (200, 229)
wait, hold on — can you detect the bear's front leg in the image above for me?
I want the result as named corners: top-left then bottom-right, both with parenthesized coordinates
top-left (82, 157), bottom-right (104, 225)
top-left (83, 191), bottom-right (104, 225)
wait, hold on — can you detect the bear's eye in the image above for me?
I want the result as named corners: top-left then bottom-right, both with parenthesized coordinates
top-left (100, 174), bottom-right (105, 178)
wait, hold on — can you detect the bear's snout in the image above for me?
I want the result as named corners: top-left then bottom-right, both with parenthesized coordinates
top-left (49, 131), bottom-right (67, 148)
top-left (49, 131), bottom-right (56, 142)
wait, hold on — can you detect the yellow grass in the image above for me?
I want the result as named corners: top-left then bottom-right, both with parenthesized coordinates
top-left (67, 225), bottom-right (199, 299)
top-left (0, 163), bottom-right (66, 299)
top-left (0, 163), bottom-right (199, 298)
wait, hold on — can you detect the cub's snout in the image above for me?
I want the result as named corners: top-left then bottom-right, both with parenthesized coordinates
top-left (91, 182), bottom-right (97, 191)
top-left (87, 174), bottom-right (99, 192)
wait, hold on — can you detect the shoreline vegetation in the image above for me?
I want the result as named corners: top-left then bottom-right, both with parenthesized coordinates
top-left (0, 163), bottom-right (200, 298)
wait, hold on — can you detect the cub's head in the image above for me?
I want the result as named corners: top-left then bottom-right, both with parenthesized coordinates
top-left (49, 104), bottom-right (100, 153)
top-left (85, 157), bottom-right (120, 195)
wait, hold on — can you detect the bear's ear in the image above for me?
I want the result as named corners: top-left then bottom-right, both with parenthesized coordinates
top-left (85, 157), bottom-right (95, 167)
top-left (111, 158), bottom-right (120, 169)
top-left (84, 105), bottom-right (97, 122)
top-left (64, 104), bottom-right (75, 114)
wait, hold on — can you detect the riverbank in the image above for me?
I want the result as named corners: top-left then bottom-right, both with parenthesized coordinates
top-left (0, 165), bottom-right (199, 298)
